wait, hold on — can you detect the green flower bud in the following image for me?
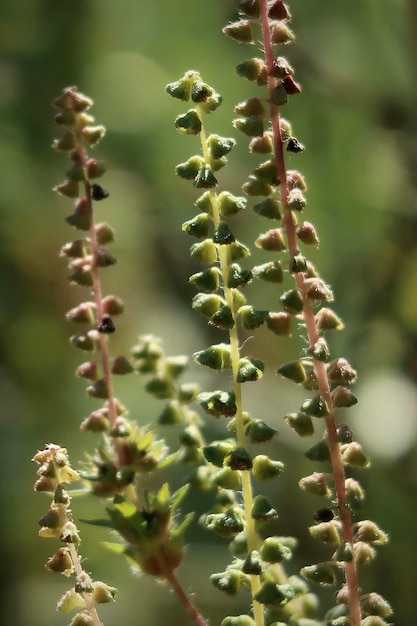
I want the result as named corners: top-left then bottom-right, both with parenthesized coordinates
top-left (82, 125), bottom-right (106, 146)
top-left (270, 84), bottom-right (288, 106)
top-left (86, 378), bottom-right (109, 399)
top-left (189, 267), bottom-right (221, 292)
top-left (182, 213), bottom-right (211, 238)
top-left (178, 383), bottom-right (200, 404)
top-left (252, 455), bottom-right (284, 480)
top-left (176, 156), bottom-right (204, 180)
top-left (309, 521), bottom-right (340, 544)
top-left (145, 376), bottom-right (174, 399)
top-left (287, 188), bottom-right (306, 211)
top-left (45, 548), bottom-right (73, 575)
top-left (218, 191), bottom-right (247, 216)
top-left (301, 562), bottom-right (338, 586)
top-left (54, 179), bottom-right (80, 198)
top-left (70, 331), bottom-right (97, 351)
top-left (234, 116), bottom-right (264, 137)
top-left (92, 581), bottom-right (117, 604)
top-left (166, 73), bottom-right (197, 101)
top-left (345, 477), bottom-right (365, 512)
top-left (75, 361), bottom-right (98, 380)
top-left (231, 288), bottom-right (247, 309)
top-left (315, 307), bottom-right (344, 332)
top-left (252, 261), bottom-right (283, 283)
top-left (52, 131), bottom-right (77, 151)
top-left (236, 58), bottom-right (267, 83)
top-left (299, 472), bottom-right (331, 497)
top-left (213, 221), bottom-right (235, 245)
top-left (66, 164), bottom-right (86, 182)
top-left (227, 263), bottom-right (252, 289)
top-left (341, 442), bottom-right (370, 468)
top-left (286, 137), bottom-right (305, 153)
top-left (226, 241), bottom-right (251, 262)
top-left (255, 228), bottom-right (286, 251)
top-left (180, 424), bottom-right (204, 448)
top-left (205, 507), bottom-right (244, 538)
top-left (237, 356), bottom-right (264, 382)
top-left (305, 439), bottom-right (330, 462)
top-left (266, 311), bottom-right (292, 336)
top-left (194, 343), bottom-right (232, 370)
top-left (211, 569), bottom-right (242, 595)
top-left (175, 109), bottom-right (202, 135)
top-left (194, 164), bottom-right (217, 188)
top-left (235, 97), bottom-right (265, 117)
top-left (289, 252), bottom-right (307, 274)
top-left (239, 305), bottom-right (269, 329)
top-left (80, 409), bottom-right (109, 432)
top-left (238, 0), bottom-right (260, 17)
top-left (260, 537), bottom-right (292, 563)
top-left (253, 197), bottom-right (282, 219)
top-left (60, 239), bottom-right (87, 258)
top-left (191, 80), bottom-right (215, 103)
top-left (242, 175), bottom-right (273, 197)
top-left (198, 390), bottom-right (237, 417)
top-left (190, 238), bottom-right (217, 264)
top-left (246, 419), bottom-right (277, 443)
top-left (251, 495), bottom-right (278, 522)
top-left (269, 56), bottom-right (294, 79)
top-left (327, 358), bottom-right (357, 385)
top-left (253, 160), bottom-right (280, 185)
top-left (66, 303), bottom-right (95, 324)
top-left (249, 133), bottom-right (273, 153)
top-left (271, 22), bottom-right (295, 44)
top-left (353, 541), bottom-right (376, 565)
top-left (223, 20), bottom-right (254, 44)
top-left (210, 305), bottom-right (235, 330)
top-left (355, 520), bottom-right (388, 544)
top-left (332, 385), bottom-right (358, 408)
top-left (60, 521), bottom-right (81, 544)
top-left (207, 134), bottom-right (236, 159)
top-left (285, 411), bottom-right (314, 436)
top-left (254, 580), bottom-right (295, 606)
top-left (158, 401), bottom-right (183, 425)
top-left (192, 293), bottom-right (224, 317)
top-left (242, 550), bottom-right (262, 575)
top-left (301, 394), bottom-right (330, 417)
top-left (86, 158), bottom-right (106, 178)
top-left (278, 360), bottom-right (307, 384)
top-left (54, 109), bottom-right (78, 126)
top-left (361, 593), bottom-right (392, 618)
top-left (203, 440), bottom-right (234, 467)
top-left (95, 222), bottom-right (115, 245)
top-left (57, 589), bottom-right (86, 613)
top-left (225, 447), bottom-right (253, 470)
top-left (95, 248), bottom-right (117, 267)
top-left (280, 288), bottom-right (303, 314)
top-left (213, 466), bottom-right (241, 490)
top-left (306, 278), bottom-right (334, 301)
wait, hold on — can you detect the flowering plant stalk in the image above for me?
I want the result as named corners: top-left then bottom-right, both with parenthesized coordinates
top-left (33, 2), bottom-right (393, 626)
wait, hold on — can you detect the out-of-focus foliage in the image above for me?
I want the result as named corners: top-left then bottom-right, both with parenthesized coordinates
top-left (1, 1), bottom-right (416, 625)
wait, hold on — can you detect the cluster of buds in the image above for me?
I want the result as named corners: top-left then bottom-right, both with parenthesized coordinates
top-left (33, 444), bottom-right (117, 626)
top-left (222, 1), bottom-right (393, 625)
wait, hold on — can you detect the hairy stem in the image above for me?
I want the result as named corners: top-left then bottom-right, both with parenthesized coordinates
top-left (68, 543), bottom-right (104, 626)
top-left (258, 2), bottom-right (361, 624)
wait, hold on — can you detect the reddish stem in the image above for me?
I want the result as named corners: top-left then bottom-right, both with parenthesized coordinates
top-left (258, 2), bottom-right (361, 624)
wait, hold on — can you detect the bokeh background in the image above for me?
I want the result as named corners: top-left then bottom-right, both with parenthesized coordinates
top-left (1, 0), bottom-right (417, 624)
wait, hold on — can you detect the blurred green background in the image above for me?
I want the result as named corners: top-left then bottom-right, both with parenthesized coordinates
top-left (1, 0), bottom-right (417, 624)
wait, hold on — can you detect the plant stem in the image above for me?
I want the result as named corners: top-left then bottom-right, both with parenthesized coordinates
top-left (197, 110), bottom-right (265, 626)
top-left (258, 2), bottom-right (361, 624)
top-left (68, 543), bottom-right (104, 626)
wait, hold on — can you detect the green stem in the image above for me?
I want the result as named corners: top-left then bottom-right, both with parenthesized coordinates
top-left (197, 109), bottom-right (265, 626)
top-left (68, 543), bottom-right (104, 626)
top-left (258, 2), bottom-right (362, 625)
